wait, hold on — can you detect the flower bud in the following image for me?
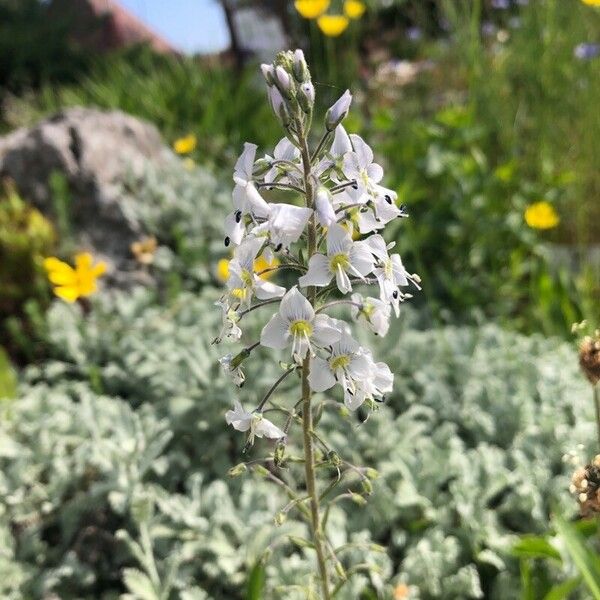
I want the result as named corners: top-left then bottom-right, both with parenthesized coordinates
top-left (361, 478), bottom-right (373, 495)
top-left (327, 450), bottom-right (342, 467)
top-left (289, 535), bottom-right (315, 549)
top-left (254, 465), bottom-right (270, 478)
top-left (365, 467), bottom-right (379, 480)
top-left (350, 492), bottom-right (368, 506)
top-left (228, 463), bottom-right (247, 477)
top-left (298, 82), bottom-right (315, 113)
top-left (260, 63), bottom-right (275, 86)
top-left (274, 441), bottom-right (286, 467)
top-left (274, 65), bottom-right (293, 97)
top-left (253, 158), bottom-right (272, 177)
top-left (274, 512), bottom-right (287, 527)
top-left (268, 87), bottom-right (291, 127)
top-left (292, 49), bottom-right (309, 82)
top-left (334, 560), bottom-right (347, 580)
top-left (325, 89), bottom-right (352, 131)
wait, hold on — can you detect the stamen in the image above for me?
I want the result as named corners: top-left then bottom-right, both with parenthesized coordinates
top-left (224, 236), bottom-right (231, 247)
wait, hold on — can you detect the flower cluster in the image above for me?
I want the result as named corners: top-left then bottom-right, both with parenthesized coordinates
top-left (215, 49), bottom-right (419, 444)
top-left (294, 0), bottom-right (366, 37)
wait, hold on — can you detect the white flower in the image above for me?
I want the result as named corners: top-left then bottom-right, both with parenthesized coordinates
top-left (315, 125), bottom-right (353, 176)
top-left (299, 224), bottom-right (374, 294)
top-left (264, 138), bottom-right (301, 185)
top-left (225, 400), bottom-right (285, 444)
top-left (225, 143), bottom-right (272, 247)
top-left (227, 237), bottom-right (286, 308)
top-left (219, 354), bottom-right (245, 387)
top-left (315, 188), bottom-right (338, 228)
top-left (350, 293), bottom-right (391, 336)
top-left (261, 286), bottom-right (342, 360)
top-left (252, 203), bottom-right (312, 251)
top-left (214, 300), bottom-right (242, 343)
top-left (308, 332), bottom-right (371, 400)
top-left (343, 134), bottom-right (384, 198)
top-left (365, 235), bottom-right (416, 317)
top-left (325, 90), bottom-right (352, 131)
top-left (344, 354), bottom-right (393, 411)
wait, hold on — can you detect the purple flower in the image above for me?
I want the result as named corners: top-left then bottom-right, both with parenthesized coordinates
top-left (406, 26), bottom-right (422, 41)
top-left (482, 21), bottom-right (497, 37)
top-left (491, 0), bottom-right (510, 9)
top-left (574, 43), bottom-right (600, 60)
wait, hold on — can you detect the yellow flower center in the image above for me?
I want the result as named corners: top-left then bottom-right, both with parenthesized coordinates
top-left (290, 320), bottom-right (313, 337)
top-left (330, 253), bottom-right (350, 271)
top-left (231, 288), bottom-right (248, 300)
top-left (330, 355), bottom-right (350, 370)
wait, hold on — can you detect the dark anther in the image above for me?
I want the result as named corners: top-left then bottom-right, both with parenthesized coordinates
top-left (224, 237), bottom-right (230, 247)
top-left (400, 204), bottom-right (407, 212)
top-left (392, 290), bottom-right (399, 299)
top-left (235, 210), bottom-right (242, 223)
top-left (352, 183), bottom-right (358, 190)
top-left (275, 243), bottom-right (283, 252)
top-left (385, 195), bottom-right (393, 204)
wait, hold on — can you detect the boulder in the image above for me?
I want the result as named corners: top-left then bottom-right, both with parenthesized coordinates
top-left (0, 107), bottom-right (176, 272)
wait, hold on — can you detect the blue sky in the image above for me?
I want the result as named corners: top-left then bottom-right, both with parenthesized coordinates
top-left (118, 0), bottom-right (230, 54)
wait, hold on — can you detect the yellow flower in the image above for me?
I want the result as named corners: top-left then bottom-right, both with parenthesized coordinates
top-left (344, 0), bottom-right (366, 19)
top-left (130, 236), bottom-right (158, 265)
top-left (173, 134), bottom-right (197, 155)
top-left (524, 201), bottom-right (560, 230)
top-left (295, 0), bottom-right (330, 19)
top-left (44, 252), bottom-right (107, 303)
top-left (317, 14), bottom-right (350, 36)
top-left (216, 254), bottom-right (280, 283)
top-left (582, 0), bottom-right (600, 6)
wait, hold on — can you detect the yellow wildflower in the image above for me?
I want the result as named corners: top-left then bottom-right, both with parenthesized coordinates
top-left (524, 201), bottom-right (560, 230)
top-left (344, 0), bottom-right (366, 19)
top-left (130, 236), bottom-right (158, 265)
top-left (173, 134), bottom-right (197, 155)
top-left (582, 0), bottom-right (600, 6)
top-left (43, 252), bottom-right (106, 303)
top-left (295, 0), bottom-right (330, 19)
top-left (216, 254), bottom-right (280, 283)
top-left (317, 14), bottom-right (350, 36)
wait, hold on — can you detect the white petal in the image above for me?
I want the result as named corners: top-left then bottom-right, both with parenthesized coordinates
top-left (367, 162), bottom-right (384, 183)
top-left (233, 142), bottom-right (257, 184)
top-left (335, 265), bottom-right (352, 294)
top-left (225, 400), bottom-right (252, 431)
top-left (224, 211), bottom-right (245, 246)
top-left (274, 137), bottom-right (300, 161)
top-left (349, 134), bottom-right (374, 169)
top-left (349, 242), bottom-right (375, 276)
top-left (308, 356), bottom-right (336, 392)
top-left (326, 224), bottom-right (352, 256)
top-left (260, 313), bottom-right (289, 349)
top-left (363, 234), bottom-right (388, 260)
top-left (391, 254), bottom-right (409, 286)
top-left (279, 286), bottom-right (314, 323)
top-left (245, 183), bottom-right (271, 218)
top-left (312, 314), bottom-right (342, 347)
top-left (331, 125), bottom-right (352, 157)
top-left (254, 278), bottom-right (286, 300)
top-left (299, 254), bottom-right (331, 288)
top-left (373, 362), bottom-right (394, 393)
top-left (315, 190), bottom-right (337, 227)
top-left (342, 153), bottom-right (361, 179)
top-left (357, 210), bottom-right (383, 234)
top-left (255, 417), bottom-right (285, 439)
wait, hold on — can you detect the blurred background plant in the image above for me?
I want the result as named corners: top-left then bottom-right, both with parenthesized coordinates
top-left (1, 0), bottom-right (599, 597)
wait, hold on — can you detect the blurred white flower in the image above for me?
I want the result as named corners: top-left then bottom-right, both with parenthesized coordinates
top-left (219, 354), bottom-right (246, 387)
top-left (225, 400), bottom-right (285, 444)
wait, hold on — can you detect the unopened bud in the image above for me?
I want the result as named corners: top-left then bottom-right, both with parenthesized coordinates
top-left (254, 465), bottom-right (270, 478)
top-left (313, 401), bottom-right (324, 426)
top-left (334, 560), bottom-right (347, 580)
top-left (361, 478), bottom-right (373, 495)
top-left (268, 87), bottom-right (291, 127)
top-left (365, 468), bottom-right (379, 480)
top-left (350, 492), bottom-right (368, 507)
top-left (228, 463), bottom-right (247, 477)
top-left (274, 65), bottom-right (293, 97)
top-left (292, 49), bottom-right (309, 82)
top-left (289, 535), bottom-right (314, 549)
top-left (298, 82), bottom-right (315, 113)
top-left (253, 158), bottom-right (272, 176)
top-left (260, 63), bottom-right (275, 86)
top-left (327, 451), bottom-right (342, 467)
top-left (274, 441), bottom-right (286, 467)
top-left (230, 347), bottom-right (251, 369)
top-left (274, 512), bottom-right (287, 527)
top-left (325, 90), bottom-right (352, 131)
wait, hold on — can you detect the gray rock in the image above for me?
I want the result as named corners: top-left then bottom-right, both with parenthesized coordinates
top-left (0, 107), bottom-right (176, 273)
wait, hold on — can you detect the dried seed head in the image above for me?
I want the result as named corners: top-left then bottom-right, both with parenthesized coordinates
top-left (571, 460), bottom-right (600, 516)
top-left (579, 335), bottom-right (600, 384)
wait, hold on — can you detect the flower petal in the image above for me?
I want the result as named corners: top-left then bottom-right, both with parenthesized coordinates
top-left (54, 285), bottom-right (80, 303)
top-left (299, 254), bottom-right (331, 288)
top-left (309, 356), bottom-right (336, 392)
top-left (312, 314), bottom-right (342, 346)
top-left (349, 134), bottom-right (374, 169)
top-left (254, 278), bottom-right (286, 300)
top-left (260, 313), bottom-right (289, 349)
top-left (279, 286), bottom-right (314, 323)
top-left (255, 417), bottom-right (285, 439)
top-left (326, 223), bottom-right (352, 256)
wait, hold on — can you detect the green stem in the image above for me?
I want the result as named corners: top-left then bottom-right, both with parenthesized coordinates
top-left (299, 119), bottom-right (332, 600)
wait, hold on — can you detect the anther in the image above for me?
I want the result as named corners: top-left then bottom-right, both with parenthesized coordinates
top-left (224, 236), bottom-right (231, 247)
